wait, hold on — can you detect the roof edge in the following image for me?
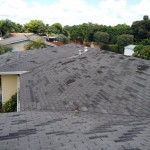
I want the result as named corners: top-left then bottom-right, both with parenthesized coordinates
top-left (0, 71), bottom-right (29, 75)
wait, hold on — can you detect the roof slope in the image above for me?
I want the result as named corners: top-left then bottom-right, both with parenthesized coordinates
top-left (0, 35), bottom-right (29, 45)
top-left (18, 47), bottom-right (150, 117)
top-left (0, 44), bottom-right (150, 150)
top-left (0, 44), bottom-right (81, 72)
top-left (0, 111), bottom-right (150, 150)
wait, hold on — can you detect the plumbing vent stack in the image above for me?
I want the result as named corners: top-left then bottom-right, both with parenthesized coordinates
top-left (84, 47), bottom-right (88, 52)
top-left (79, 50), bottom-right (82, 55)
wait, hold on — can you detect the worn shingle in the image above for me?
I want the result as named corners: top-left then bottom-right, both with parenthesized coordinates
top-left (0, 44), bottom-right (150, 150)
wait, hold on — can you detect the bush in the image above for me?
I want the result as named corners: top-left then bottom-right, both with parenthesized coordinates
top-left (94, 31), bottom-right (109, 45)
top-left (0, 44), bottom-right (12, 55)
top-left (108, 45), bottom-right (119, 53)
top-left (133, 45), bottom-right (150, 60)
top-left (24, 39), bottom-right (46, 50)
top-left (57, 34), bottom-right (69, 44)
top-left (117, 34), bottom-right (133, 53)
top-left (100, 43), bottom-right (109, 50)
top-left (3, 93), bottom-right (17, 112)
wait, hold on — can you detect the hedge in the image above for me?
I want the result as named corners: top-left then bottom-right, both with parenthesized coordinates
top-left (108, 45), bottom-right (119, 53)
top-left (133, 45), bottom-right (150, 60)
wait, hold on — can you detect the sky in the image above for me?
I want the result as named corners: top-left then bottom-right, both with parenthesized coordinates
top-left (0, 0), bottom-right (149, 26)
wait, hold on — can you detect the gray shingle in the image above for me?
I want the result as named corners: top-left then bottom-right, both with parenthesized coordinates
top-left (0, 44), bottom-right (150, 149)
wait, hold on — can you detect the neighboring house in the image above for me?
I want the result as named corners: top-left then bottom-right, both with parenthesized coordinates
top-left (0, 44), bottom-right (150, 149)
top-left (46, 35), bottom-right (64, 46)
top-left (46, 35), bottom-right (59, 42)
top-left (124, 44), bottom-right (136, 56)
top-left (0, 33), bottom-right (57, 51)
top-left (90, 42), bottom-right (100, 49)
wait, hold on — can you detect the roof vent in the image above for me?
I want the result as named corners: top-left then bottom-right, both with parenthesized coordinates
top-left (84, 47), bottom-right (88, 52)
top-left (78, 50), bottom-right (82, 55)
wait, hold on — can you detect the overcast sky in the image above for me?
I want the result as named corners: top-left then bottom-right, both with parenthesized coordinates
top-left (0, 0), bottom-right (149, 26)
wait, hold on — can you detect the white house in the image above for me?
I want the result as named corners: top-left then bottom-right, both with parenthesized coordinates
top-left (124, 45), bottom-right (136, 56)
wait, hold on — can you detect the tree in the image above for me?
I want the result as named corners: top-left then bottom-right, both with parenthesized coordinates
top-left (131, 15), bottom-right (150, 43)
top-left (69, 25), bottom-right (80, 41)
top-left (0, 44), bottom-right (12, 55)
top-left (94, 31), bottom-right (109, 49)
top-left (0, 19), bottom-right (14, 37)
top-left (48, 23), bottom-right (63, 35)
top-left (94, 31), bottom-right (109, 44)
top-left (24, 39), bottom-right (46, 50)
top-left (117, 34), bottom-right (133, 53)
top-left (12, 23), bottom-right (24, 33)
top-left (63, 25), bottom-right (70, 37)
top-left (133, 45), bottom-right (150, 60)
top-left (141, 39), bottom-right (150, 45)
top-left (143, 15), bottom-right (149, 21)
top-left (108, 24), bottom-right (132, 44)
top-left (24, 20), bottom-right (46, 34)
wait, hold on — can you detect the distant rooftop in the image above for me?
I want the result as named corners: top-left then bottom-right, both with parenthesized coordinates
top-left (0, 35), bottom-right (29, 45)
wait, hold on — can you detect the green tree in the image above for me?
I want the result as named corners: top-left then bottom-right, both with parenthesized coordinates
top-left (133, 45), bottom-right (150, 60)
top-left (94, 31), bottom-right (109, 44)
top-left (94, 31), bottom-right (109, 49)
top-left (63, 25), bottom-right (70, 37)
top-left (0, 44), bottom-right (12, 55)
top-left (24, 20), bottom-right (46, 34)
top-left (108, 24), bottom-right (132, 44)
top-left (12, 23), bottom-right (24, 33)
top-left (24, 39), bottom-right (46, 50)
top-left (117, 34), bottom-right (133, 53)
top-left (48, 23), bottom-right (63, 35)
top-left (69, 25), bottom-right (80, 41)
top-left (131, 15), bottom-right (150, 43)
top-left (140, 39), bottom-right (150, 45)
top-left (143, 15), bottom-right (149, 21)
top-left (0, 19), bottom-right (14, 37)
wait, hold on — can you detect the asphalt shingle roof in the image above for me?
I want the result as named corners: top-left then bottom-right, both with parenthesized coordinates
top-left (18, 46), bottom-right (150, 117)
top-left (0, 111), bottom-right (150, 150)
top-left (0, 44), bottom-right (150, 150)
top-left (0, 35), bottom-right (29, 45)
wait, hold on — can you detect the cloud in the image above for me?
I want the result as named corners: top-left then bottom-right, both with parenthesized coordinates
top-left (131, 0), bottom-right (150, 16)
top-left (0, 0), bottom-right (149, 26)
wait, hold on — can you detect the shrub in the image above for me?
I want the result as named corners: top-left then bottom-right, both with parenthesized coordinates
top-left (3, 93), bottom-right (17, 112)
top-left (108, 45), bottom-right (119, 53)
top-left (24, 39), bottom-right (46, 50)
top-left (94, 31), bottom-right (109, 45)
top-left (57, 34), bottom-right (69, 44)
top-left (0, 44), bottom-right (12, 55)
top-left (133, 45), bottom-right (150, 60)
top-left (100, 43), bottom-right (109, 50)
top-left (117, 34), bottom-right (133, 53)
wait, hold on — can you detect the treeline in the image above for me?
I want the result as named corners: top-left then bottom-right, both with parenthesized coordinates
top-left (0, 15), bottom-right (150, 43)
top-left (0, 15), bottom-right (150, 59)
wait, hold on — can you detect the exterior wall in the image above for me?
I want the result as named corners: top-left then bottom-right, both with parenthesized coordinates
top-left (1, 75), bottom-right (18, 103)
top-left (90, 43), bottom-right (100, 49)
top-left (124, 48), bottom-right (134, 56)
